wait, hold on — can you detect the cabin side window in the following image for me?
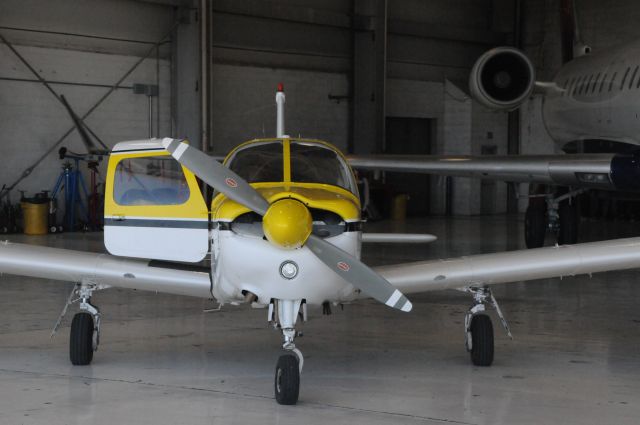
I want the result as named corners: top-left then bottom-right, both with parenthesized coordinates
top-left (592, 73), bottom-right (601, 93)
top-left (113, 156), bottom-right (190, 206)
top-left (572, 76), bottom-right (583, 96)
top-left (566, 77), bottom-right (575, 96)
top-left (620, 67), bottom-right (631, 90)
top-left (576, 75), bottom-right (585, 95)
top-left (609, 72), bottom-right (618, 91)
top-left (584, 74), bottom-right (594, 94)
top-left (630, 66), bottom-right (639, 89)
top-left (599, 73), bottom-right (607, 92)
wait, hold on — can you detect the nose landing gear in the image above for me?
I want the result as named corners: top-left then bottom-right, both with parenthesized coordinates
top-left (270, 299), bottom-right (306, 405)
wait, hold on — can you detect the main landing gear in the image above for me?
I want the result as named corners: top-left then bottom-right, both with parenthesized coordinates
top-left (269, 299), bottom-right (306, 405)
top-left (52, 281), bottom-right (102, 366)
top-left (524, 187), bottom-right (585, 248)
top-left (463, 287), bottom-right (511, 366)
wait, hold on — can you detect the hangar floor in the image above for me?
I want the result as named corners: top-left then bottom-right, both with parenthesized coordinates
top-left (1, 215), bottom-right (640, 424)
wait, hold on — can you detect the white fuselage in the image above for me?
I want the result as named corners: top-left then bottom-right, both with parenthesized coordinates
top-left (211, 227), bottom-right (361, 306)
top-left (544, 40), bottom-right (640, 147)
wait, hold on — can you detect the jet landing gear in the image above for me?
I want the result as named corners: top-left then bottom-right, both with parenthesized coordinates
top-left (269, 299), bottom-right (306, 405)
top-left (52, 282), bottom-right (102, 366)
top-left (463, 287), bottom-right (511, 366)
top-left (524, 187), bottom-right (585, 248)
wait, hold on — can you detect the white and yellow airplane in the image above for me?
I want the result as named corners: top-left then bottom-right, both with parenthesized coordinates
top-left (1, 86), bottom-right (640, 405)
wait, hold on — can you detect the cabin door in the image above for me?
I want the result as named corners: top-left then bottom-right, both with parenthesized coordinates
top-left (104, 151), bottom-right (209, 262)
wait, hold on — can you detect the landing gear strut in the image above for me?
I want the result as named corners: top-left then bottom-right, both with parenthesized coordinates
top-left (464, 287), bottom-right (511, 366)
top-left (269, 299), bottom-right (306, 405)
top-left (52, 281), bottom-right (102, 366)
top-left (524, 200), bottom-right (546, 248)
top-left (524, 187), bottom-right (585, 248)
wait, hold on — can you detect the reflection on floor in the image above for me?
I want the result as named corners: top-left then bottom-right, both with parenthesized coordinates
top-left (0, 215), bottom-right (639, 425)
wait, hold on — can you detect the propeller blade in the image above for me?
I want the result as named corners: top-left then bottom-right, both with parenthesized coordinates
top-left (305, 235), bottom-right (412, 312)
top-left (162, 138), bottom-right (270, 216)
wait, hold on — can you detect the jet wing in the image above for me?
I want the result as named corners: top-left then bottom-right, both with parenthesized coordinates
top-left (347, 153), bottom-right (640, 191)
top-left (374, 237), bottom-right (640, 295)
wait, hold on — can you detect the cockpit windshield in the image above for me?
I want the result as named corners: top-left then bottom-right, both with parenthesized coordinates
top-left (290, 142), bottom-right (356, 193)
top-left (225, 140), bottom-right (357, 194)
top-left (227, 142), bottom-right (283, 183)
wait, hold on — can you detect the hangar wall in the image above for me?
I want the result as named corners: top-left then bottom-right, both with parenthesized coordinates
top-left (204, 0), bottom-right (514, 215)
top-left (0, 0), bottom-right (515, 217)
top-left (0, 0), bottom-right (175, 201)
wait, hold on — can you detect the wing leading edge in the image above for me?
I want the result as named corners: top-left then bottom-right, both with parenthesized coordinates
top-left (1, 237), bottom-right (639, 304)
top-left (0, 241), bottom-right (211, 298)
top-left (375, 236), bottom-right (640, 295)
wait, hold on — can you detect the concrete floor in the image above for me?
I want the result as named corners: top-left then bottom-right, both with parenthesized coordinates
top-left (1, 215), bottom-right (640, 424)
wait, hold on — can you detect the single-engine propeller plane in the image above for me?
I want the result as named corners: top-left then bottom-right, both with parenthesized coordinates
top-left (2, 86), bottom-right (640, 405)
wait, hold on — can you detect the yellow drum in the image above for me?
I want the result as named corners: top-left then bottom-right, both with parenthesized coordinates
top-left (21, 200), bottom-right (49, 235)
top-left (391, 194), bottom-right (409, 221)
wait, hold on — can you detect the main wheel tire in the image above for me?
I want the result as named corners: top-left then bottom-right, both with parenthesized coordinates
top-left (524, 205), bottom-right (547, 248)
top-left (275, 354), bottom-right (300, 405)
top-left (70, 312), bottom-right (94, 365)
top-left (469, 314), bottom-right (494, 367)
top-left (557, 201), bottom-right (578, 245)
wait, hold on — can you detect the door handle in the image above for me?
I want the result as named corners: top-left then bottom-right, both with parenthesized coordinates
top-left (111, 215), bottom-right (126, 222)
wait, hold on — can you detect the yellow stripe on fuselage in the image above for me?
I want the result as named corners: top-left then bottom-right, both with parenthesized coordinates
top-left (283, 138), bottom-right (291, 183)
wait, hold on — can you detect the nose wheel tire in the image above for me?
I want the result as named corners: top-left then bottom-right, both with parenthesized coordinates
top-left (70, 312), bottom-right (94, 365)
top-left (469, 314), bottom-right (494, 366)
top-left (275, 354), bottom-right (300, 405)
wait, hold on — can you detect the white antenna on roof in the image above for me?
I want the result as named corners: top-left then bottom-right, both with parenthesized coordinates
top-left (276, 83), bottom-right (287, 138)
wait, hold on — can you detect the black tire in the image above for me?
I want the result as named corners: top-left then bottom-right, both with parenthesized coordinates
top-left (524, 205), bottom-right (547, 248)
top-left (70, 312), bottom-right (94, 365)
top-left (274, 354), bottom-right (300, 405)
top-left (557, 200), bottom-right (578, 245)
top-left (469, 314), bottom-right (494, 366)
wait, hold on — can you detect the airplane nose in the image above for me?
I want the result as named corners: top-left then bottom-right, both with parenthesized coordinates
top-left (262, 199), bottom-right (312, 250)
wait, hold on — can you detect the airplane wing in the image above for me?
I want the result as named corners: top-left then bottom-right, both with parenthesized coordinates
top-left (374, 237), bottom-right (640, 295)
top-left (0, 236), bottom-right (639, 303)
top-left (0, 241), bottom-right (212, 298)
top-left (347, 153), bottom-right (640, 192)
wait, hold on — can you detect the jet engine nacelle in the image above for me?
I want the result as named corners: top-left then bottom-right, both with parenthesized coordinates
top-left (469, 47), bottom-right (536, 111)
